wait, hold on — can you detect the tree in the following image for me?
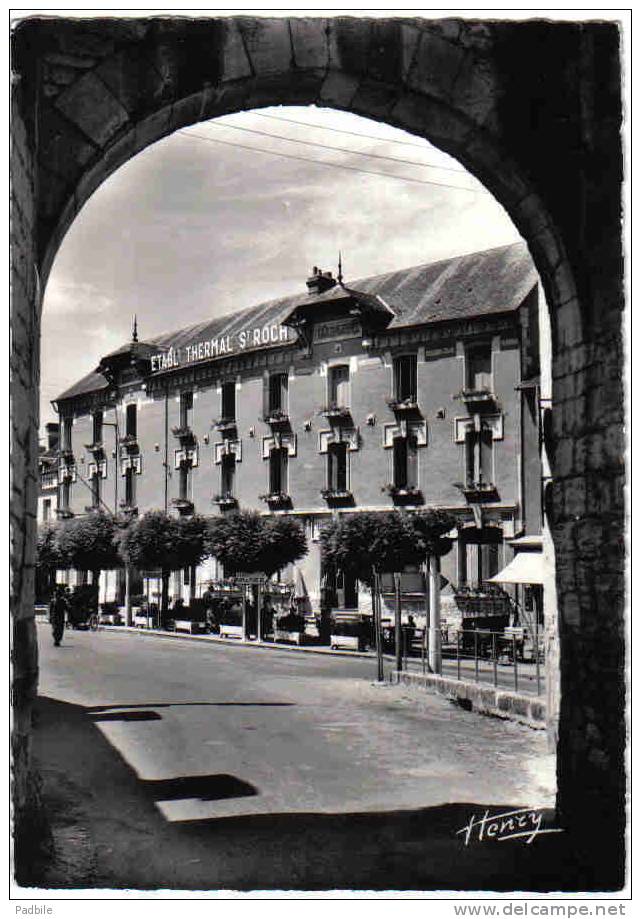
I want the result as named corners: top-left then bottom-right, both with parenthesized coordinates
top-left (55, 512), bottom-right (122, 577)
top-left (118, 511), bottom-right (209, 614)
top-left (36, 524), bottom-right (67, 599)
top-left (206, 510), bottom-right (307, 577)
top-left (320, 510), bottom-right (456, 582)
top-left (320, 510), bottom-right (456, 678)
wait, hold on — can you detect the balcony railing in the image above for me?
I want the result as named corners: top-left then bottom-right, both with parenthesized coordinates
top-left (55, 507), bottom-right (74, 520)
top-left (57, 447), bottom-right (74, 461)
top-left (170, 497), bottom-right (194, 515)
top-left (259, 492), bottom-right (292, 509)
top-left (84, 441), bottom-right (105, 456)
top-left (118, 501), bottom-right (138, 518)
top-left (41, 472), bottom-right (58, 490)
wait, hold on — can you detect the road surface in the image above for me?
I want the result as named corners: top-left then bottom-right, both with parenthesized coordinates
top-left (27, 624), bottom-right (577, 891)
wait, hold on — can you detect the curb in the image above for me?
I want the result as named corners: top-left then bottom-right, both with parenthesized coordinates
top-left (107, 625), bottom-right (376, 661)
top-left (392, 670), bottom-right (547, 729)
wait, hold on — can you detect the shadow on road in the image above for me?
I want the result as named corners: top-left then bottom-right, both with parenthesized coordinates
top-left (86, 702), bottom-right (296, 710)
top-left (19, 695), bottom-right (595, 893)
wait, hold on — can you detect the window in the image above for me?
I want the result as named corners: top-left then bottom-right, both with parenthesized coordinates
top-left (465, 424), bottom-right (493, 486)
top-left (329, 365), bottom-right (349, 407)
top-left (327, 442), bottom-right (348, 492)
top-left (91, 471), bottom-right (101, 508)
top-left (392, 435), bottom-right (418, 489)
top-left (126, 403), bottom-right (137, 437)
top-left (221, 381), bottom-right (236, 421)
top-left (124, 466), bottom-right (136, 505)
top-left (43, 499), bottom-right (51, 523)
top-left (220, 454), bottom-right (235, 496)
top-left (268, 373), bottom-right (288, 414)
top-left (466, 342), bottom-right (492, 391)
top-left (180, 391), bottom-right (193, 428)
top-left (60, 479), bottom-right (71, 509)
top-left (62, 417), bottom-right (73, 451)
top-left (179, 461), bottom-right (191, 500)
top-left (92, 410), bottom-right (103, 445)
top-left (269, 447), bottom-right (287, 494)
top-left (394, 354), bottom-right (417, 402)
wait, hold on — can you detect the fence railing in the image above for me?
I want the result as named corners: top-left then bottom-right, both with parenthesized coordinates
top-left (404, 627), bottom-right (545, 697)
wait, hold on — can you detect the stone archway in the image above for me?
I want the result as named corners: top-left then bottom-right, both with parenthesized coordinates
top-left (11, 15), bottom-right (625, 887)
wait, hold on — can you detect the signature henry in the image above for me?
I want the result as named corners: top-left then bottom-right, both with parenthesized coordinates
top-left (456, 808), bottom-right (564, 845)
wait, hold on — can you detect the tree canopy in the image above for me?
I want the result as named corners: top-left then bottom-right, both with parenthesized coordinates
top-left (118, 511), bottom-right (209, 572)
top-left (36, 523), bottom-right (67, 573)
top-left (320, 510), bottom-right (456, 585)
top-left (206, 510), bottom-right (307, 577)
top-left (55, 512), bottom-right (122, 572)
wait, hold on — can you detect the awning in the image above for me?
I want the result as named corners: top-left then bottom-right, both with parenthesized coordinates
top-left (489, 551), bottom-right (544, 585)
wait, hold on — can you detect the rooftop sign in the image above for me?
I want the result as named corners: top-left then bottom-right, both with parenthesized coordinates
top-left (150, 322), bottom-right (293, 373)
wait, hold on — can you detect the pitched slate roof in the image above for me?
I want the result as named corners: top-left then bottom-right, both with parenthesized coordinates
top-left (54, 242), bottom-right (536, 404)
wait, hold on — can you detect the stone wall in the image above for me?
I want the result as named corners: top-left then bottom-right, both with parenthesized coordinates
top-left (10, 15), bottom-right (625, 888)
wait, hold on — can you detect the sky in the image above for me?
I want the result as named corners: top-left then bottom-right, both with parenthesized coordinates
top-left (40, 105), bottom-right (523, 428)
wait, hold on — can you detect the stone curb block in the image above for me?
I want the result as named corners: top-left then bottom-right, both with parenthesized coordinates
top-left (392, 670), bottom-right (546, 729)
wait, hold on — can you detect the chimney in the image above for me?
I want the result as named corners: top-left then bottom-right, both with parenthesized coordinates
top-left (306, 266), bottom-right (337, 296)
top-left (45, 422), bottom-right (59, 452)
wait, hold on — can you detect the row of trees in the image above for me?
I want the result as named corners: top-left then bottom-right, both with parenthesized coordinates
top-left (37, 510), bottom-right (308, 613)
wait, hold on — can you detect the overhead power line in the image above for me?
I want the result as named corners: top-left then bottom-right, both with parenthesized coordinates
top-left (253, 111), bottom-right (466, 164)
top-left (210, 117), bottom-right (471, 177)
top-left (179, 129), bottom-right (485, 195)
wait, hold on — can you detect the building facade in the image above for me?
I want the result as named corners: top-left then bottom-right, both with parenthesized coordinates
top-left (45, 242), bottom-right (542, 622)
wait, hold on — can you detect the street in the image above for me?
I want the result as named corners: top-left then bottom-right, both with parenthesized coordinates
top-left (28, 624), bottom-right (581, 891)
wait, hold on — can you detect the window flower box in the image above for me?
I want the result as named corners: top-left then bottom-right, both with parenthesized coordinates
top-left (263, 409), bottom-right (290, 427)
top-left (171, 497), bottom-right (194, 515)
top-left (212, 493), bottom-right (237, 509)
top-left (455, 388), bottom-right (498, 410)
top-left (119, 434), bottom-right (139, 452)
top-left (387, 397), bottom-right (420, 414)
top-left (214, 418), bottom-right (237, 434)
top-left (259, 492), bottom-right (292, 509)
top-left (455, 481), bottom-right (499, 502)
top-left (171, 425), bottom-right (196, 444)
top-left (84, 441), bottom-right (105, 456)
top-left (320, 488), bottom-right (354, 506)
top-left (320, 404), bottom-right (351, 422)
top-left (383, 484), bottom-right (424, 504)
